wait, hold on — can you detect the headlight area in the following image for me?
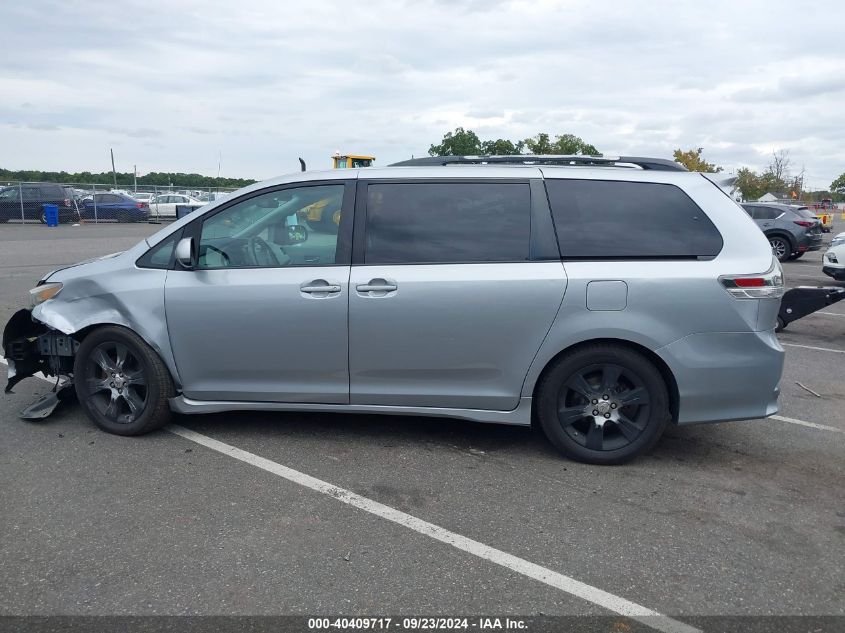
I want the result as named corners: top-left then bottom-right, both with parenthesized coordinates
top-left (29, 282), bottom-right (63, 307)
top-left (3, 308), bottom-right (78, 396)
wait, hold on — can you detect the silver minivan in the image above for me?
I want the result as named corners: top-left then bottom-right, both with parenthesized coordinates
top-left (3, 155), bottom-right (785, 464)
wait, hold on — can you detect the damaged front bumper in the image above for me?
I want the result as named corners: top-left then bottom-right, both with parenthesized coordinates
top-left (3, 308), bottom-right (79, 394)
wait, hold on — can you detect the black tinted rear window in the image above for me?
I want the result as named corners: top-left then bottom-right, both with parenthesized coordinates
top-left (364, 182), bottom-right (530, 264)
top-left (545, 179), bottom-right (723, 258)
top-left (795, 207), bottom-right (816, 219)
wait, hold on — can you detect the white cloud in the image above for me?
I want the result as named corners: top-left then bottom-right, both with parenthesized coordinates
top-left (0, 0), bottom-right (844, 189)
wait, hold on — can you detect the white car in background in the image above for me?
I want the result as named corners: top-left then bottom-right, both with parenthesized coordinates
top-left (822, 231), bottom-right (845, 282)
top-left (131, 192), bottom-right (154, 203)
top-left (149, 193), bottom-right (204, 218)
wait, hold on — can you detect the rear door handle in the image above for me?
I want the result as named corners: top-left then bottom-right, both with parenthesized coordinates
top-left (356, 278), bottom-right (398, 296)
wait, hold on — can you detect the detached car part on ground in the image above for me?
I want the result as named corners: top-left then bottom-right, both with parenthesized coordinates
top-left (3, 156), bottom-right (787, 465)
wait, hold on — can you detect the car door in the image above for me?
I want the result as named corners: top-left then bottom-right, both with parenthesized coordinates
top-left (152, 195), bottom-right (172, 217)
top-left (0, 186), bottom-right (21, 221)
top-left (348, 179), bottom-right (567, 411)
top-left (21, 186), bottom-right (41, 220)
top-left (164, 180), bottom-right (354, 403)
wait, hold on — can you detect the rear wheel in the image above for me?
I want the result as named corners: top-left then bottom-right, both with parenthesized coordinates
top-left (768, 236), bottom-right (791, 262)
top-left (117, 211), bottom-right (132, 223)
top-left (536, 344), bottom-right (670, 465)
top-left (74, 326), bottom-right (174, 436)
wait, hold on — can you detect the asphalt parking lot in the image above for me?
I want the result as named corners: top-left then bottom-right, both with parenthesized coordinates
top-left (1, 222), bottom-right (843, 631)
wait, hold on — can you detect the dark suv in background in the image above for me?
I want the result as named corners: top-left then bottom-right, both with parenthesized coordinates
top-left (0, 183), bottom-right (80, 223)
top-left (741, 203), bottom-right (823, 261)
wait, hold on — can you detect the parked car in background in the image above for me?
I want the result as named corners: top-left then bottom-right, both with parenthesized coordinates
top-left (0, 183), bottom-right (79, 223)
top-left (4, 155), bottom-right (785, 465)
top-left (150, 193), bottom-right (204, 218)
top-left (741, 203), bottom-right (823, 262)
top-left (79, 193), bottom-right (149, 222)
top-left (822, 233), bottom-right (845, 281)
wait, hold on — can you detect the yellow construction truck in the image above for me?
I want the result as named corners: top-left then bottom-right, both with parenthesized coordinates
top-left (300, 153), bottom-right (375, 231)
top-left (332, 153), bottom-right (375, 169)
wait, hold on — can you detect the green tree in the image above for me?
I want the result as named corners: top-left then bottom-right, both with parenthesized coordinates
top-left (480, 138), bottom-right (523, 155)
top-left (0, 167), bottom-right (255, 188)
top-left (831, 173), bottom-right (845, 195)
top-left (523, 133), bottom-right (598, 155)
top-left (552, 133), bottom-right (599, 155)
top-left (522, 132), bottom-right (554, 154)
top-left (428, 127), bottom-right (483, 156)
top-left (672, 148), bottom-right (722, 172)
top-left (735, 167), bottom-right (766, 201)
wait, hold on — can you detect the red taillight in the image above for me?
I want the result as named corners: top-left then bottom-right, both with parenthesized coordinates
top-left (719, 260), bottom-right (785, 299)
top-left (793, 220), bottom-right (814, 227)
top-left (136, 203), bottom-right (143, 208)
top-left (734, 277), bottom-right (765, 288)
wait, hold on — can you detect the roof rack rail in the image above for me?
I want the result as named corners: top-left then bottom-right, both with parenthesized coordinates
top-left (388, 155), bottom-right (687, 171)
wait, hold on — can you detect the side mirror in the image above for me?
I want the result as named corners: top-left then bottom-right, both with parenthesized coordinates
top-left (175, 237), bottom-right (195, 269)
top-left (270, 223), bottom-right (308, 245)
top-left (286, 224), bottom-right (308, 244)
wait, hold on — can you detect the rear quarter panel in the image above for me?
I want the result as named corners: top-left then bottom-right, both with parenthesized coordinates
top-left (521, 170), bottom-right (776, 398)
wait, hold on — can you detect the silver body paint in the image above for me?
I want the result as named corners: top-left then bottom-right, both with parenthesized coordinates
top-left (28, 166), bottom-right (783, 426)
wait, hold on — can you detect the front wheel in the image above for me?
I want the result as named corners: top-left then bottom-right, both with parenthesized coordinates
top-left (536, 344), bottom-right (670, 465)
top-left (74, 326), bottom-right (174, 436)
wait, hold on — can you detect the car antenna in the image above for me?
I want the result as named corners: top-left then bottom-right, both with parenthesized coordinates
top-left (299, 158), bottom-right (306, 172)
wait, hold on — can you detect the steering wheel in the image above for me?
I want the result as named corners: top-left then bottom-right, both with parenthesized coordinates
top-left (247, 236), bottom-right (280, 267)
top-left (204, 245), bottom-right (231, 267)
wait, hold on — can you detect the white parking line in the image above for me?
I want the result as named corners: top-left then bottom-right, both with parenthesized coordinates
top-left (771, 415), bottom-right (844, 434)
top-left (782, 342), bottom-right (845, 354)
top-left (816, 311), bottom-right (845, 317)
top-left (0, 358), bottom-right (696, 633)
top-left (168, 424), bottom-right (699, 633)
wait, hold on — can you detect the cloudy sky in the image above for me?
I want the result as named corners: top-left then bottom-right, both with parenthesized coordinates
top-left (2, 0), bottom-right (844, 188)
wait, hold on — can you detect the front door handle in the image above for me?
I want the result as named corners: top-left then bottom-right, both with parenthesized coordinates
top-left (356, 278), bottom-right (398, 296)
top-left (300, 279), bottom-right (341, 297)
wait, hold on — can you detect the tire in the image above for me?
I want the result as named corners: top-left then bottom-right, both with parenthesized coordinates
top-left (768, 236), bottom-right (792, 262)
top-left (776, 317), bottom-right (786, 332)
top-left (73, 326), bottom-right (174, 436)
top-left (117, 211), bottom-right (132, 223)
top-left (39, 211), bottom-right (46, 224)
top-left (536, 344), bottom-right (670, 465)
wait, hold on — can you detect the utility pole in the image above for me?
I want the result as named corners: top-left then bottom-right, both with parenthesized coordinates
top-left (110, 148), bottom-right (117, 189)
top-left (133, 165), bottom-right (138, 192)
top-left (217, 150), bottom-right (222, 193)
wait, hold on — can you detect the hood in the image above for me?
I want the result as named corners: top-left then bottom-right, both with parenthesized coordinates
top-left (41, 251), bottom-right (125, 283)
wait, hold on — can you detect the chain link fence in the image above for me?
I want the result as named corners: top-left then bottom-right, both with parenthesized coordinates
top-left (0, 181), bottom-right (239, 224)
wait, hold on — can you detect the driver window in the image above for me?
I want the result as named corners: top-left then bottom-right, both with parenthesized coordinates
top-left (197, 184), bottom-right (344, 269)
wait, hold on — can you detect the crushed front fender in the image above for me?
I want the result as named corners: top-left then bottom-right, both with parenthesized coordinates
top-left (3, 309), bottom-right (79, 394)
top-left (3, 309), bottom-right (49, 393)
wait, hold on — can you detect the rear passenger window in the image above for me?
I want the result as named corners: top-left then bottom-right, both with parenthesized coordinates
top-left (545, 180), bottom-right (723, 259)
top-left (364, 182), bottom-right (530, 264)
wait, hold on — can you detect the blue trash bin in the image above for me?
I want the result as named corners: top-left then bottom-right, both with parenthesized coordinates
top-left (43, 204), bottom-right (59, 227)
